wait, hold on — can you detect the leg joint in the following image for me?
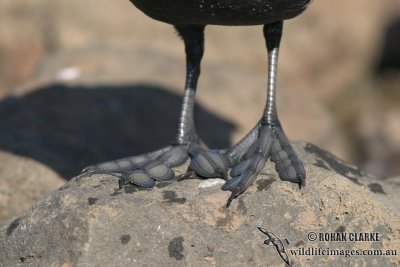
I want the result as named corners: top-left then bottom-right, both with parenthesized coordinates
top-left (260, 117), bottom-right (281, 127)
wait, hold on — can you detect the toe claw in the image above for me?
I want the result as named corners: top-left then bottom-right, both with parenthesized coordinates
top-left (222, 174), bottom-right (252, 207)
top-left (298, 174), bottom-right (306, 188)
top-left (226, 191), bottom-right (237, 207)
top-left (118, 175), bottom-right (127, 189)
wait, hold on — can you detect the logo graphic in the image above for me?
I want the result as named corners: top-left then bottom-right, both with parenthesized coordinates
top-left (258, 227), bottom-right (291, 266)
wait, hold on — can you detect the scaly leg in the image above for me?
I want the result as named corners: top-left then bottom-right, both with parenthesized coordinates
top-left (82, 22), bottom-right (305, 206)
top-left (221, 21), bottom-right (306, 206)
top-left (82, 25), bottom-right (210, 187)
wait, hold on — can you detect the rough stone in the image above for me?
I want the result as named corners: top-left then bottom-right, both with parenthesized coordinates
top-left (0, 150), bottom-right (64, 226)
top-left (0, 142), bottom-right (399, 266)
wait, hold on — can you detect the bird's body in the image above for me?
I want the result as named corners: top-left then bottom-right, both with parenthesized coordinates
top-left (84, 0), bottom-right (312, 206)
top-left (130, 0), bottom-right (311, 25)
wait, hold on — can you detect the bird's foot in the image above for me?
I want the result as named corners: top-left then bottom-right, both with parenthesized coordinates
top-left (222, 124), bottom-right (305, 207)
top-left (82, 145), bottom-right (191, 188)
top-left (81, 140), bottom-right (231, 189)
top-left (81, 124), bottom-right (304, 207)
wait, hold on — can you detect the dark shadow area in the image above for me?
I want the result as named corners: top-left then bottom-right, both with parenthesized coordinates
top-left (375, 17), bottom-right (400, 73)
top-left (0, 84), bottom-right (236, 179)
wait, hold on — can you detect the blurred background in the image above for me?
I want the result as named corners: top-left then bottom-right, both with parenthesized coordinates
top-left (0, 0), bottom-right (399, 182)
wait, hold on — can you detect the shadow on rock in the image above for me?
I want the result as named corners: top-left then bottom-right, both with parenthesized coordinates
top-left (0, 83), bottom-right (236, 179)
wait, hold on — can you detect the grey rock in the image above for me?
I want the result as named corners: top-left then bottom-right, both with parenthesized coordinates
top-left (0, 150), bottom-right (64, 226)
top-left (0, 142), bottom-right (399, 266)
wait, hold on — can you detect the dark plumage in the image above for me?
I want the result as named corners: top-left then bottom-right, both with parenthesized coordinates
top-left (130, 0), bottom-right (311, 25)
top-left (83, 0), bottom-right (313, 206)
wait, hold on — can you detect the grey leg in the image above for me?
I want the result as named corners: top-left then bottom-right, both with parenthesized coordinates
top-left (81, 22), bottom-right (304, 204)
top-left (82, 25), bottom-right (207, 187)
top-left (174, 25), bottom-right (205, 145)
top-left (222, 21), bottom-right (306, 206)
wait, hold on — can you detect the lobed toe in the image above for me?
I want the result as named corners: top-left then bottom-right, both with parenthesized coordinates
top-left (125, 171), bottom-right (155, 188)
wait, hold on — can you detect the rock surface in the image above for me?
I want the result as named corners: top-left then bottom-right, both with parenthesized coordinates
top-left (0, 150), bottom-right (64, 226)
top-left (0, 142), bottom-right (399, 266)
